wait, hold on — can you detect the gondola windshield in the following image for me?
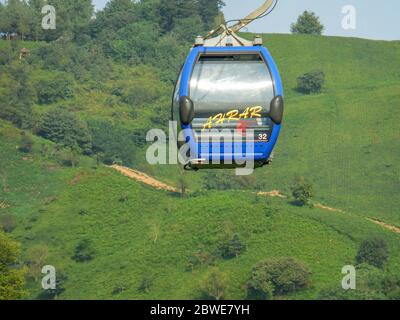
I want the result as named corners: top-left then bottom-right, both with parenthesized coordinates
top-left (189, 54), bottom-right (275, 142)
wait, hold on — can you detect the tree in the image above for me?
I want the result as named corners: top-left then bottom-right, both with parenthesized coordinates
top-left (291, 11), bottom-right (324, 35)
top-left (138, 273), bottom-right (153, 294)
top-left (291, 176), bottom-right (314, 206)
top-left (0, 231), bottom-right (26, 299)
top-left (39, 272), bottom-right (67, 299)
top-left (0, 3), bottom-right (6, 34)
top-left (356, 237), bottom-right (389, 269)
top-left (217, 234), bottom-right (246, 259)
top-left (18, 132), bottom-right (34, 153)
top-left (158, 0), bottom-right (201, 34)
top-left (198, 0), bottom-right (225, 30)
top-left (200, 267), bottom-right (228, 300)
top-left (109, 22), bottom-right (160, 63)
top-left (27, 0), bottom-right (46, 41)
top-left (0, 0), bottom-right (33, 40)
top-left (36, 75), bottom-right (74, 104)
top-left (0, 42), bottom-right (14, 65)
top-left (39, 0), bottom-right (94, 41)
top-left (0, 214), bottom-right (17, 233)
top-left (318, 264), bottom-right (400, 300)
top-left (0, 61), bottom-right (34, 129)
top-left (25, 244), bottom-right (49, 281)
top-left (38, 108), bottom-right (92, 155)
top-left (57, 148), bottom-right (80, 167)
top-left (297, 70), bottom-right (325, 94)
top-left (247, 257), bottom-right (310, 299)
top-left (89, 0), bottom-right (137, 38)
top-left (72, 239), bottom-right (95, 262)
top-left (88, 120), bottom-right (138, 167)
top-left (171, 15), bottom-right (204, 44)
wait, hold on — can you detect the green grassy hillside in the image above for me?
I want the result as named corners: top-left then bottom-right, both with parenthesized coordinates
top-left (228, 34), bottom-right (400, 226)
top-left (1, 34), bottom-right (400, 300)
top-left (1, 120), bottom-right (399, 299)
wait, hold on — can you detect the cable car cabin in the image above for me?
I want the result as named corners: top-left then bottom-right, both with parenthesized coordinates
top-left (172, 45), bottom-right (284, 170)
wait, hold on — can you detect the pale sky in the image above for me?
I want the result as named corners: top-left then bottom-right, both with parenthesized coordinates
top-left (92, 0), bottom-right (400, 41)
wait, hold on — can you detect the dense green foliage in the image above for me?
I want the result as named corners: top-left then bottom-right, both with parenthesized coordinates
top-left (36, 76), bottom-right (74, 104)
top-left (0, 0), bottom-right (94, 41)
top-left (356, 237), bottom-right (389, 269)
top-left (0, 61), bottom-right (34, 129)
top-left (291, 176), bottom-right (314, 206)
top-left (200, 267), bottom-right (228, 300)
top-left (72, 239), bottom-right (96, 262)
top-left (319, 264), bottom-right (400, 300)
top-left (247, 257), bottom-right (311, 299)
top-left (0, 231), bottom-right (26, 299)
top-left (297, 70), bottom-right (325, 94)
top-left (0, 213), bottom-right (17, 233)
top-left (217, 234), bottom-right (246, 259)
top-left (18, 132), bottom-right (34, 153)
top-left (291, 11), bottom-right (324, 35)
top-left (88, 120), bottom-right (140, 166)
top-left (38, 108), bottom-right (92, 155)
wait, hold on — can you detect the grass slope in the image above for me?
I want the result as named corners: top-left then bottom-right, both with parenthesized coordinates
top-left (1, 34), bottom-right (400, 300)
top-left (1, 120), bottom-right (399, 300)
top-left (237, 34), bottom-right (400, 225)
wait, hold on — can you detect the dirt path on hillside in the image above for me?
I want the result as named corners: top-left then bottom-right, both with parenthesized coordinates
top-left (257, 190), bottom-right (287, 198)
top-left (367, 218), bottom-right (400, 234)
top-left (109, 165), bottom-right (178, 193)
top-left (314, 203), bottom-right (343, 213)
top-left (109, 166), bottom-right (400, 235)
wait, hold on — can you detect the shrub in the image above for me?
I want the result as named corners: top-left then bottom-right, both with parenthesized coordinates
top-left (25, 244), bottom-right (49, 281)
top-left (112, 282), bottom-right (130, 295)
top-left (88, 120), bottom-right (138, 167)
top-left (121, 81), bottom-right (160, 106)
top-left (72, 239), bottom-right (95, 262)
top-left (138, 273), bottom-right (153, 294)
top-left (0, 214), bottom-right (17, 233)
top-left (200, 267), bottom-right (228, 300)
top-left (291, 11), bottom-right (324, 35)
top-left (57, 149), bottom-right (80, 167)
top-left (0, 61), bottom-right (34, 129)
top-left (216, 234), bottom-right (246, 259)
top-left (297, 70), bottom-right (325, 94)
top-left (0, 43), bottom-right (14, 65)
top-left (38, 272), bottom-right (67, 300)
top-left (18, 132), bottom-right (34, 153)
top-left (186, 248), bottom-right (215, 272)
top-left (78, 208), bottom-right (89, 216)
top-left (36, 77), bottom-right (74, 104)
top-left (0, 231), bottom-right (26, 299)
top-left (318, 264), bottom-right (400, 300)
top-left (38, 108), bottom-right (92, 155)
top-left (118, 193), bottom-right (129, 203)
top-left (247, 257), bottom-right (311, 299)
top-left (356, 237), bottom-right (389, 269)
top-left (291, 176), bottom-right (314, 206)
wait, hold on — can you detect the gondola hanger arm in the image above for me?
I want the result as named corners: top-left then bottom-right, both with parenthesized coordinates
top-left (229, 0), bottom-right (275, 33)
top-left (200, 0), bottom-right (277, 47)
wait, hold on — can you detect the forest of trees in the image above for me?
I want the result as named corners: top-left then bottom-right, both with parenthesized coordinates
top-left (0, 0), bottom-right (225, 164)
top-left (0, 0), bottom-right (224, 42)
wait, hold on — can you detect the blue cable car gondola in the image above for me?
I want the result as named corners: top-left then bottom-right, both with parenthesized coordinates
top-left (172, 0), bottom-right (283, 170)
